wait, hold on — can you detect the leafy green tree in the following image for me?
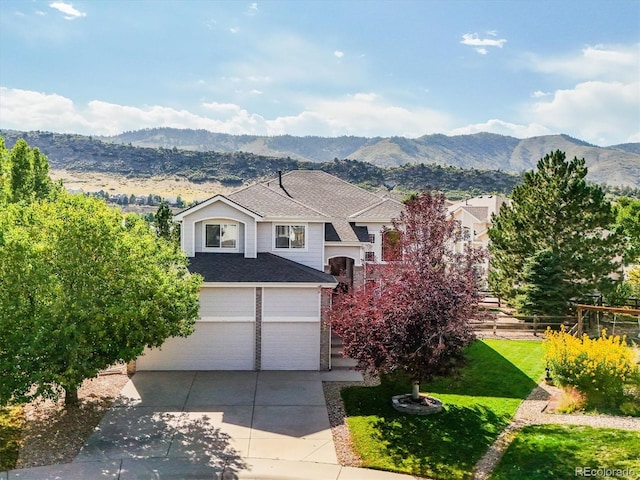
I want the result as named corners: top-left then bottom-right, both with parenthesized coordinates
top-left (489, 150), bottom-right (621, 312)
top-left (7, 139), bottom-right (33, 203)
top-left (0, 137), bottom-right (56, 205)
top-left (0, 137), bottom-right (7, 204)
top-left (0, 193), bottom-right (202, 406)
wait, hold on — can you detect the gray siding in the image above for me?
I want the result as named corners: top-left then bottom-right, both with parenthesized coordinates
top-left (256, 222), bottom-right (324, 270)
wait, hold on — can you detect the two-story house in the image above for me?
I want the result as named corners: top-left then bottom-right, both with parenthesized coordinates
top-left (448, 194), bottom-right (509, 284)
top-left (135, 170), bottom-right (405, 371)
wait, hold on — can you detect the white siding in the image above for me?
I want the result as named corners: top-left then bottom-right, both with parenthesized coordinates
top-left (256, 222), bottom-right (324, 269)
top-left (263, 288), bottom-right (319, 322)
top-left (136, 322), bottom-right (255, 370)
top-left (261, 322), bottom-right (320, 370)
top-left (200, 287), bottom-right (255, 322)
top-left (325, 245), bottom-right (363, 267)
top-left (182, 201), bottom-right (257, 257)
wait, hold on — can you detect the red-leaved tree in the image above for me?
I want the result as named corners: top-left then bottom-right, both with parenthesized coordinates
top-left (329, 191), bottom-right (485, 399)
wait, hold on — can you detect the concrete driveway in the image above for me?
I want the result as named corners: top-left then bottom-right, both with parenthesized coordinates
top-left (5, 370), bottom-right (418, 479)
top-left (71, 371), bottom-right (343, 479)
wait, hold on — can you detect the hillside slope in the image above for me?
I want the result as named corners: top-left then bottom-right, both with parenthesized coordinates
top-left (100, 128), bottom-right (640, 188)
top-left (2, 129), bottom-right (638, 190)
top-left (0, 130), bottom-right (521, 196)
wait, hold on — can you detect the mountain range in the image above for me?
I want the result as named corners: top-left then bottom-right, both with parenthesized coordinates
top-left (101, 129), bottom-right (640, 188)
top-left (1, 129), bottom-right (638, 190)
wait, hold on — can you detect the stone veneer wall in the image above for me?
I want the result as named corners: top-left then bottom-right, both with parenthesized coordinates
top-left (319, 288), bottom-right (333, 371)
top-left (352, 265), bottom-right (364, 291)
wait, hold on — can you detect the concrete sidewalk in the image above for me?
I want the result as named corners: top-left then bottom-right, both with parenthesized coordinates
top-left (3, 371), bottom-right (422, 479)
top-left (3, 457), bottom-right (420, 479)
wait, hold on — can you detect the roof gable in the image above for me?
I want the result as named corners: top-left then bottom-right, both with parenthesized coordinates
top-left (174, 194), bottom-right (263, 221)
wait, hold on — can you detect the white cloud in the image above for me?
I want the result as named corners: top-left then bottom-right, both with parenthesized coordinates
top-left (0, 88), bottom-right (267, 136)
top-left (334, 50), bottom-right (344, 58)
top-left (526, 80), bottom-right (640, 145)
top-left (527, 44), bottom-right (639, 82)
top-left (519, 43), bottom-right (640, 145)
top-left (49, 1), bottom-right (86, 20)
top-left (450, 119), bottom-right (551, 139)
top-left (2, 84), bottom-right (635, 145)
top-left (0, 87), bottom-right (450, 138)
top-left (229, 27), bottom-right (239, 34)
top-left (35, 10), bottom-right (47, 16)
top-left (461, 32), bottom-right (506, 54)
top-left (0, 87), bottom-right (92, 132)
top-left (246, 3), bottom-right (258, 15)
top-left (266, 92), bottom-right (452, 138)
top-left (531, 90), bottom-right (550, 98)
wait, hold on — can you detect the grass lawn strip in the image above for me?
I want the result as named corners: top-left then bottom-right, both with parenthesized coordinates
top-left (489, 425), bottom-right (640, 480)
top-left (0, 406), bottom-right (24, 470)
top-left (342, 339), bottom-right (545, 480)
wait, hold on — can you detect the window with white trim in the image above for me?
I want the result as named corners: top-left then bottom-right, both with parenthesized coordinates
top-left (365, 251), bottom-right (376, 262)
top-left (205, 223), bottom-right (238, 249)
top-left (368, 233), bottom-right (376, 244)
top-left (275, 224), bottom-right (306, 249)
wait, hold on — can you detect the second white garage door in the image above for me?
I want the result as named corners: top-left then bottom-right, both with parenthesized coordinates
top-left (261, 288), bottom-right (320, 370)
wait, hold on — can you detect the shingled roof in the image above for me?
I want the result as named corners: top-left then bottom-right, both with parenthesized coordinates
top-left (176, 170), bottom-right (405, 243)
top-left (188, 252), bottom-right (337, 284)
top-left (255, 170), bottom-right (404, 242)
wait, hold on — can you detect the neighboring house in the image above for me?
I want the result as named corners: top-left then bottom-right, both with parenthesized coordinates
top-left (448, 195), bottom-right (509, 283)
top-left (136, 170), bottom-right (405, 371)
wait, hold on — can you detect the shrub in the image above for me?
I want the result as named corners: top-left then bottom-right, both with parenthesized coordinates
top-left (544, 327), bottom-right (637, 406)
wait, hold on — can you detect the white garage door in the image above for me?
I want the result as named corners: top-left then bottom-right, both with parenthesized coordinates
top-left (136, 322), bottom-right (255, 370)
top-left (137, 287), bottom-right (256, 370)
top-left (261, 322), bottom-right (320, 370)
top-left (261, 288), bottom-right (320, 370)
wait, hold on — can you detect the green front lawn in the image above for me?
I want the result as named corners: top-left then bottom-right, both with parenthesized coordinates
top-left (490, 425), bottom-right (640, 480)
top-left (0, 406), bottom-right (23, 470)
top-left (342, 339), bottom-right (545, 480)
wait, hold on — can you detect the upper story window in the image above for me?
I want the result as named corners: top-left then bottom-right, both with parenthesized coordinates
top-left (368, 233), bottom-right (376, 244)
top-left (275, 224), bottom-right (306, 249)
top-left (205, 223), bottom-right (238, 250)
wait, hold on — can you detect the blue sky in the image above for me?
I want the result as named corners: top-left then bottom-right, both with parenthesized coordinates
top-left (0, 0), bottom-right (638, 146)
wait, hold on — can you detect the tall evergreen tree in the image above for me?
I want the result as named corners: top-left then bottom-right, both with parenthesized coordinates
top-left (154, 200), bottom-right (181, 248)
top-left (488, 150), bottom-right (622, 312)
top-left (515, 249), bottom-right (568, 315)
